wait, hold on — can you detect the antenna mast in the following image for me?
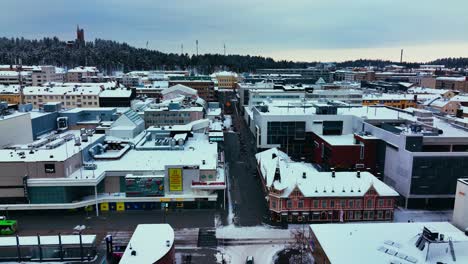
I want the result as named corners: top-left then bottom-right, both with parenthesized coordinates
top-left (196, 40), bottom-right (199, 56)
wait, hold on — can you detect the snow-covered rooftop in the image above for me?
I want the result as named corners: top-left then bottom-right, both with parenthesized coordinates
top-left (310, 222), bottom-right (468, 264)
top-left (256, 148), bottom-right (398, 197)
top-left (120, 224), bottom-right (174, 264)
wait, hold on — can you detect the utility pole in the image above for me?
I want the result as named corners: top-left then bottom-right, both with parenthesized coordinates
top-left (400, 49), bottom-right (404, 63)
top-left (224, 43), bottom-right (226, 56)
top-left (196, 40), bottom-right (199, 56)
top-left (17, 59), bottom-right (24, 105)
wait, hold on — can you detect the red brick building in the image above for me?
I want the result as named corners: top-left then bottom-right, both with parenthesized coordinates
top-left (310, 132), bottom-right (382, 176)
top-left (256, 148), bottom-right (399, 223)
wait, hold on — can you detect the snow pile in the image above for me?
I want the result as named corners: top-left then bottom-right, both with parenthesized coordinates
top-left (223, 115), bottom-right (232, 129)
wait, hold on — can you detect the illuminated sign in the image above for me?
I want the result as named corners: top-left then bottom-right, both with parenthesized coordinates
top-left (168, 168), bottom-right (183, 191)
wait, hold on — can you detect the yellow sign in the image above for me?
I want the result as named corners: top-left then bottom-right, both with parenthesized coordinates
top-left (169, 168), bottom-right (183, 191)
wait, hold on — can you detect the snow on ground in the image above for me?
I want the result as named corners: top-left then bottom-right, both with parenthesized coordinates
top-left (215, 225), bottom-right (292, 264)
top-left (394, 207), bottom-right (453, 223)
top-left (216, 244), bottom-right (285, 264)
top-left (223, 115), bottom-right (232, 129)
top-left (225, 162), bottom-right (235, 226)
top-left (216, 224), bottom-right (291, 240)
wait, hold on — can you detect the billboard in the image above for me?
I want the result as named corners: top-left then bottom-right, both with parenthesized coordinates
top-left (125, 176), bottom-right (164, 197)
top-left (168, 168), bottom-right (183, 192)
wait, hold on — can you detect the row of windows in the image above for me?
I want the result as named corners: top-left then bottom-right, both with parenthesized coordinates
top-left (283, 210), bottom-right (393, 222)
top-left (266, 121), bottom-right (306, 144)
top-left (27, 95), bottom-right (98, 100)
top-left (273, 198), bottom-right (393, 210)
top-left (146, 113), bottom-right (191, 117)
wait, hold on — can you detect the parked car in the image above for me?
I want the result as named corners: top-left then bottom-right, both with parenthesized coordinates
top-left (246, 256), bottom-right (254, 264)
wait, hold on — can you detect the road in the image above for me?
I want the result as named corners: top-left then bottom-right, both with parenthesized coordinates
top-left (10, 210), bottom-right (216, 236)
top-left (224, 99), bottom-right (269, 226)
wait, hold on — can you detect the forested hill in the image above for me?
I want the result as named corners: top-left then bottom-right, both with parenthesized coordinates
top-left (0, 37), bottom-right (309, 73)
top-left (0, 37), bottom-right (467, 73)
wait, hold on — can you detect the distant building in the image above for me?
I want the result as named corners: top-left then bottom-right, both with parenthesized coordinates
top-left (436, 76), bottom-right (468, 92)
top-left (256, 68), bottom-right (331, 83)
top-left (76, 25), bottom-right (85, 44)
top-left (66, 66), bottom-right (99, 82)
top-left (211, 71), bottom-right (238, 89)
top-left (362, 94), bottom-right (418, 109)
top-left (168, 76), bottom-right (217, 102)
top-left (99, 87), bottom-right (136, 107)
top-left (31, 66), bottom-right (65, 86)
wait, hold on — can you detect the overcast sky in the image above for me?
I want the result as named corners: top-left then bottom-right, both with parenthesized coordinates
top-left (3, 0), bottom-right (468, 62)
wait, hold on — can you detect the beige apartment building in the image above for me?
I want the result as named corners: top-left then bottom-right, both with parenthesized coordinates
top-left (23, 86), bottom-right (101, 108)
top-left (66, 66), bottom-right (99, 82)
top-left (31, 66), bottom-right (65, 86)
top-left (211, 71), bottom-right (239, 89)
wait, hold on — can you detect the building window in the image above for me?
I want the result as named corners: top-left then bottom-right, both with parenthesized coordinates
top-left (321, 200), bottom-right (327, 208)
top-left (272, 200), bottom-right (277, 209)
top-left (368, 211), bottom-right (374, 219)
top-left (366, 199), bottom-right (373, 208)
top-left (386, 199), bottom-right (392, 207)
top-left (378, 199), bottom-right (384, 207)
top-left (287, 200), bottom-right (292, 209)
top-left (377, 210), bottom-right (383, 219)
top-left (313, 200), bottom-right (319, 208)
top-left (330, 200), bottom-right (335, 208)
top-left (356, 200), bottom-right (361, 208)
top-left (355, 211), bottom-right (361, 220)
top-left (360, 144), bottom-right (365, 160)
top-left (298, 200), bottom-right (304, 209)
top-left (348, 211), bottom-right (354, 220)
top-left (349, 200), bottom-right (354, 208)
top-left (385, 210), bottom-right (392, 219)
top-left (363, 211), bottom-right (368, 220)
top-left (340, 200), bottom-right (346, 208)
top-left (44, 164), bottom-right (56, 173)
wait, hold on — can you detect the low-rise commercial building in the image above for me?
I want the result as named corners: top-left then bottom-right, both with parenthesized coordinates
top-left (256, 148), bottom-right (398, 223)
top-left (168, 76), bottom-right (217, 102)
top-left (0, 120), bottom-right (225, 212)
top-left (246, 101), bottom-right (468, 209)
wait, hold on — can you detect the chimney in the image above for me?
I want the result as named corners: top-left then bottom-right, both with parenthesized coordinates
top-left (332, 170), bottom-right (335, 178)
top-left (302, 172), bottom-right (306, 179)
top-left (357, 171), bottom-right (361, 178)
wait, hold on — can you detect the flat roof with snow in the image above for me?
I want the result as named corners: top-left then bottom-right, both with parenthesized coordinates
top-left (310, 222), bottom-right (468, 264)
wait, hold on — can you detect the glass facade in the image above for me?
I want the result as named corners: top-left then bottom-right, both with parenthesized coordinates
top-left (267, 121), bottom-right (306, 157)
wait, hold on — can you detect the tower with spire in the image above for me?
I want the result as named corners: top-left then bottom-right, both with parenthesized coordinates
top-left (76, 25), bottom-right (85, 45)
